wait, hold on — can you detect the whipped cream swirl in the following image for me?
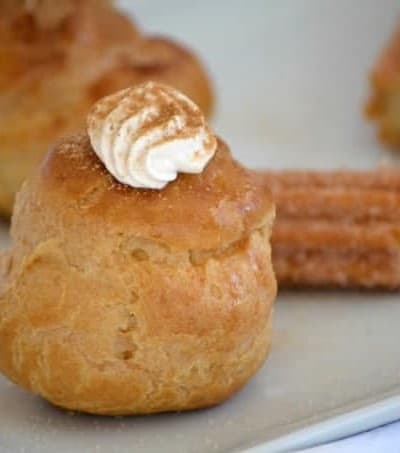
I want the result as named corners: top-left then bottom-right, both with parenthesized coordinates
top-left (87, 82), bottom-right (217, 189)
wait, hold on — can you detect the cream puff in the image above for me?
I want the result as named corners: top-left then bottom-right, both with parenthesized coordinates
top-left (365, 20), bottom-right (400, 149)
top-left (0, 0), bottom-right (213, 216)
top-left (0, 83), bottom-right (276, 415)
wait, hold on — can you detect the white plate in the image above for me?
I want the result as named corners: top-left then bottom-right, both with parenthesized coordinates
top-left (1, 1), bottom-right (400, 452)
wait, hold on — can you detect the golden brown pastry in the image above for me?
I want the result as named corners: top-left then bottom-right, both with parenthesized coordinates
top-left (0, 0), bottom-right (213, 217)
top-left (366, 21), bottom-right (400, 148)
top-left (0, 83), bottom-right (275, 415)
top-left (263, 168), bottom-right (400, 288)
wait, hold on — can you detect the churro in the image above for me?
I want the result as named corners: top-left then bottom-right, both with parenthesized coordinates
top-left (263, 169), bottom-right (400, 288)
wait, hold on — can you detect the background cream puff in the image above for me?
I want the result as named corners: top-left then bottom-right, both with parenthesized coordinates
top-left (0, 0), bottom-right (213, 216)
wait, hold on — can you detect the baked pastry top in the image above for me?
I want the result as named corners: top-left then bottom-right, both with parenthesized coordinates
top-left (31, 134), bottom-right (273, 251)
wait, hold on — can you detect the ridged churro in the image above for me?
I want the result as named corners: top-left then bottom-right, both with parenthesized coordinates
top-left (263, 169), bottom-right (400, 289)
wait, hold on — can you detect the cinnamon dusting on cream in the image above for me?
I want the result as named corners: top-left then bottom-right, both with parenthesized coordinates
top-left (87, 81), bottom-right (217, 189)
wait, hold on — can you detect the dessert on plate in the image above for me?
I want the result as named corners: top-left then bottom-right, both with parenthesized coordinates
top-left (263, 168), bottom-right (400, 288)
top-left (366, 21), bottom-right (400, 148)
top-left (0, 82), bottom-right (276, 415)
top-left (0, 0), bottom-right (213, 217)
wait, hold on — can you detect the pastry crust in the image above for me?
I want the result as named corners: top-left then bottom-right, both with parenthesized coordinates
top-left (0, 1), bottom-right (213, 216)
top-left (0, 135), bottom-right (276, 415)
top-left (263, 169), bottom-right (400, 288)
top-left (366, 22), bottom-right (400, 148)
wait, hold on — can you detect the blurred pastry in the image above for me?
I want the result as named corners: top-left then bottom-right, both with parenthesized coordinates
top-left (0, 0), bottom-right (213, 217)
top-left (366, 21), bottom-right (400, 148)
top-left (0, 83), bottom-right (275, 415)
top-left (263, 168), bottom-right (400, 288)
